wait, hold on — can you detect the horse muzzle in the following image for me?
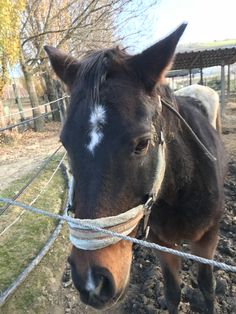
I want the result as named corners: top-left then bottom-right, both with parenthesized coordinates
top-left (68, 256), bottom-right (126, 309)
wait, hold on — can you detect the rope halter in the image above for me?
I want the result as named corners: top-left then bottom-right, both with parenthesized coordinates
top-left (66, 201), bottom-right (148, 250)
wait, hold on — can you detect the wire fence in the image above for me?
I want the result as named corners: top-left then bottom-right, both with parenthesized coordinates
top-left (2, 96), bottom-right (69, 118)
top-left (0, 145), bottom-right (63, 215)
top-left (0, 95), bottom-right (69, 305)
top-left (0, 168), bottom-right (73, 307)
top-left (0, 152), bottom-right (66, 237)
top-left (0, 196), bottom-right (236, 273)
top-left (0, 109), bottom-right (58, 132)
top-left (0, 95), bottom-right (69, 132)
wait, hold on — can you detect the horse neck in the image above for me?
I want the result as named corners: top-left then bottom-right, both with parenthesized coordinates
top-left (158, 103), bottom-right (196, 200)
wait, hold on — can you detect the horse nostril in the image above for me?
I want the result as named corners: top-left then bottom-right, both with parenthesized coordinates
top-left (69, 261), bottom-right (116, 308)
top-left (84, 267), bottom-right (116, 305)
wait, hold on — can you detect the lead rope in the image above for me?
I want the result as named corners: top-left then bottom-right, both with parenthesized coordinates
top-left (161, 97), bottom-right (217, 162)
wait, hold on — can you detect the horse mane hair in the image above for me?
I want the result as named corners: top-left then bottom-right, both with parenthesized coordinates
top-left (77, 47), bottom-right (129, 104)
top-left (75, 47), bottom-right (178, 116)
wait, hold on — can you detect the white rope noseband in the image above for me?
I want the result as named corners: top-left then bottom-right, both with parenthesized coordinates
top-left (67, 141), bottom-right (166, 250)
top-left (66, 204), bottom-right (144, 250)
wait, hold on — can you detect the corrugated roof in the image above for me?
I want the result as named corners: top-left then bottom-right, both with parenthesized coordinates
top-left (167, 69), bottom-right (199, 78)
top-left (173, 46), bottom-right (236, 70)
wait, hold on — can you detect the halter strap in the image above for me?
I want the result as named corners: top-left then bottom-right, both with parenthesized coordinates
top-left (161, 97), bottom-right (217, 162)
top-left (67, 204), bottom-right (144, 250)
top-left (66, 141), bottom-right (166, 250)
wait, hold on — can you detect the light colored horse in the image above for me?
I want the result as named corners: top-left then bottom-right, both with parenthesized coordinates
top-left (175, 84), bottom-right (221, 133)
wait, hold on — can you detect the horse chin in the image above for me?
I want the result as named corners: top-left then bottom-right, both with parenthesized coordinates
top-left (79, 293), bottom-right (110, 310)
top-left (108, 272), bottom-right (130, 308)
top-left (78, 290), bottom-right (125, 310)
top-left (113, 283), bottom-right (129, 305)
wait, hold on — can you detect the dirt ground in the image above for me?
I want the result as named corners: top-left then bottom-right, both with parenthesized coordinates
top-left (0, 122), bottom-right (61, 191)
top-left (0, 105), bottom-right (236, 314)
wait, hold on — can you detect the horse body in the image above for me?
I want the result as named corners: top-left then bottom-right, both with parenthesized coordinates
top-left (175, 84), bottom-right (221, 132)
top-left (45, 23), bottom-right (227, 314)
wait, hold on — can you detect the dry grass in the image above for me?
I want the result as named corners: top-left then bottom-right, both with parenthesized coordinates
top-left (0, 225), bottom-right (71, 314)
top-left (0, 122), bottom-right (60, 153)
top-left (0, 155), bottom-right (67, 293)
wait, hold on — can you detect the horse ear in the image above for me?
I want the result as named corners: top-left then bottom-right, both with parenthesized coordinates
top-left (128, 23), bottom-right (187, 92)
top-left (44, 46), bottom-right (79, 89)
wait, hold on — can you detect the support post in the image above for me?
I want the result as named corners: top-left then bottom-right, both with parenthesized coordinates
top-left (227, 64), bottom-right (230, 102)
top-left (171, 77), bottom-right (174, 90)
top-left (200, 68), bottom-right (203, 85)
top-left (189, 69), bottom-right (192, 85)
top-left (221, 61), bottom-right (225, 115)
top-left (58, 97), bottom-right (66, 124)
top-left (12, 82), bottom-right (25, 121)
top-left (235, 72), bottom-right (236, 92)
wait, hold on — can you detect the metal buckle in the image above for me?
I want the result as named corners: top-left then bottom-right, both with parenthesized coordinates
top-left (144, 197), bottom-right (154, 210)
top-left (67, 203), bottom-right (75, 214)
top-left (141, 196), bottom-right (154, 239)
top-left (145, 226), bottom-right (150, 239)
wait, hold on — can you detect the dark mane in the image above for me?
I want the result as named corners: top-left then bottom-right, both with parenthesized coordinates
top-left (76, 47), bottom-right (180, 120)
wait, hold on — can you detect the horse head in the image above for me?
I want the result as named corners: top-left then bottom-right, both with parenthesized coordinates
top-left (45, 23), bottom-right (186, 309)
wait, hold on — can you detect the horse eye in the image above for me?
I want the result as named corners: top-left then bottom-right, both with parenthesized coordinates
top-left (134, 138), bottom-right (150, 155)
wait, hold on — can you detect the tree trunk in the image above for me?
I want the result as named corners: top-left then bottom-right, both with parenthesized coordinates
top-left (0, 54), bottom-right (9, 128)
top-left (43, 70), bottom-right (61, 121)
top-left (12, 82), bottom-right (25, 121)
top-left (21, 62), bottom-right (44, 132)
top-left (0, 99), bottom-right (4, 127)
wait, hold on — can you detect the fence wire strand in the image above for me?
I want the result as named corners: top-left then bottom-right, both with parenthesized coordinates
top-left (0, 172), bottom-right (73, 307)
top-left (2, 96), bottom-right (69, 118)
top-left (0, 109), bottom-right (59, 132)
top-left (0, 196), bottom-right (235, 273)
top-left (0, 145), bottom-right (63, 215)
top-left (0, 153), bottom-right (67, 236)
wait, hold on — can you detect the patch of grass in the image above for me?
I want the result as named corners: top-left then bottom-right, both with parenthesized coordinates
top-left (0, 133), bottom-right (15, 145)
top-left (200, 39), bottom-right (236, 48)
top-left (0, 155), bottom-right (67, 292)
top-left (0, 225), bottom-right (71, 314)
top-left (178, 39), bottom-right (236, 52)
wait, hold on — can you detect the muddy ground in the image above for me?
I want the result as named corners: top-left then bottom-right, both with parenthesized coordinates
top-left (1, 105), bottom-right (236, 313)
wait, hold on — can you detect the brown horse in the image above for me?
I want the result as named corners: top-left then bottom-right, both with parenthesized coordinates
top-left (45, 24), bottom-right (227, 314)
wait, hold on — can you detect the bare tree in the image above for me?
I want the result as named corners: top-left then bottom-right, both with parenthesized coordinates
top-left (19, 0), bottom-right (157, 129)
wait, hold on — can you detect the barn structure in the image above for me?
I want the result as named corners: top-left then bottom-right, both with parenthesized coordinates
top-left (171, 46), bottom-right (236, 113)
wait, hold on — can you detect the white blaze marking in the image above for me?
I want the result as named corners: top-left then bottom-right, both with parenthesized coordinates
top-left (86, 268), bottom-right (96, 291)
top-left (87, 105), bottom-right (106, 154)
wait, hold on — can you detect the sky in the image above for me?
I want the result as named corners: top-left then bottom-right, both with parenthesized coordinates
top-left (123, 0), bottom-right (236, 52)
top-left (12, 0), bottom-right (236, 78)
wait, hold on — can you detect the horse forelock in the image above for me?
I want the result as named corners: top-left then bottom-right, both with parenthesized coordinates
top-left (77, 47), bottom-right (129, 105)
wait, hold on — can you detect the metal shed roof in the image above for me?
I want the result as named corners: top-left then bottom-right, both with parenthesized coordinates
top-left (167, 69), bottom-right (199, 78)
top-left (173, 46), bottom-right (236, 70)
